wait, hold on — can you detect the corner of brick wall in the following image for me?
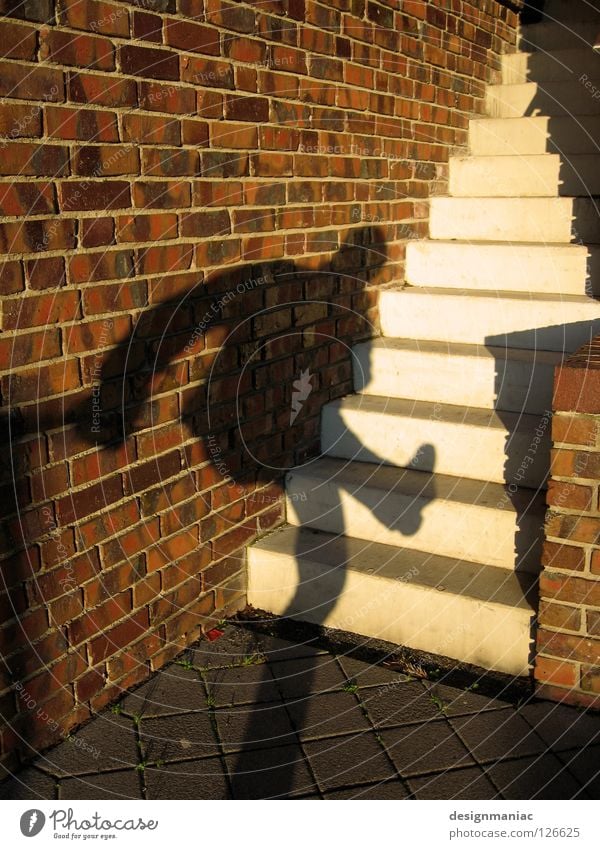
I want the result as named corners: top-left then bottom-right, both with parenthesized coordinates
top-left (535, 338), bottom-right (600, 709)
top-left (0, 0), bottom-right (521, 773)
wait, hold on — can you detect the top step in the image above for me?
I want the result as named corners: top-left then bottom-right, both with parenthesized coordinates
top-left (541, 0), bottom-right (600, 22)
top-left (502, 47), bottom-right (600, 84)
top-left (520, 20), bottom-right (596, 51)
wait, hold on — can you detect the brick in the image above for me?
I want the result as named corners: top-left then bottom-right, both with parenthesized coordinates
top-left (180, 55), bottom-right (234, 89)
top-left (0, 61), bottom-right (63, 101)
top-left (542, 541), bottom-right (586, 573)
top-left (59, 180), bottom-right (131, 212)
top-left (122, 113), bottom-right (181, 145)
top-left (80, 216), bottom-right (115, 247)
top-left (0, 182), bottom-right (55, 216)
top-left (0, 261), bottom-right (24, 294)
top-left (552, 414), bottom-right (599, 447)
top-left (56, 474), bottom-right (123, 525)
top-left (0, 142), bottom-right (69, 177)
top-left (547, 478), bottom-right (594, 512)
top-left (117, 212), bottom-right (178, 242)
top-left (0, 20), bottom-right (37, 58)
top-left (537, 628), bottom-right (600, 666)
top-left (88, 609), bottom-right (149, 664)
top-left (534, 655), bottom-right (578, 688)
top-left (538, 599), bottom-right (582, 633)
top-left (134, 180), bottom-right (191, 209)
top-left (139, 81), bottom-right (196, 114)
top-left (58, 0), bottom-right (130, 36)
top-left (540, 571), bottom-right (600, 608)
top-left (164, 17), bottom-right (220, 54)
top-left (130, 8), bottom-right (160, 40)
top-left (0, 103), bottom-right (42, 139)
top-left (72, 145), bottom-right (139, 176)
top-left (40, 28), bottom-right (115, 71)
top-left (0, 219), bottom-right (77, 255)
top-left (81, 278), bottom-right (145, 312)
top-left (4, 359), bottom-right (80, 404)
top-left (68, 71), bottom-right (138, 107)
top-left (142, 147), bottom-right (200, 177)
top-left (550, 448), bottom-right (600, 479)
top-left (210, 120), bottom-right (257, 149)
top-left (224, 95), bottom-right (269, 122)
top-left (546, 511), bottom-right (600, 546)
top-left (182, 118), bottom-right (210, 146)
top-left (119, 44), bottom-right (179, 80)
top-left (180, 209), bottom-right (231, 238)
top-left (46, 105), bottom-right (118, 141)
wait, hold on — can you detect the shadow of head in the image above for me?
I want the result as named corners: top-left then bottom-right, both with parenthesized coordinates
top-left (71, 226), bottom-right (389, 470)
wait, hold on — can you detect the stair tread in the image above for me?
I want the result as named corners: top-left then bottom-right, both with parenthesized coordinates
top-left (398, 285), bottom-right (600, 306)
top-left (252, 525), bottom-right (536, 611)
top-left (411, 237), bottom-right (590, 252)
top-left (326, 393), bottom-right (546, 433)
top-left (289, 456), bottom-right (547, 516)
top-left (362, 335), bottom-right (564, 365)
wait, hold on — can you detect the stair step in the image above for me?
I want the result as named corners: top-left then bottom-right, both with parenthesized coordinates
top-left (502, 47), bottom-right (600, 84)
top-left (469, 116), bottom-right (600, 157)
top-left (539, 0), bottom-right (600, 23)
top-left (353, 337), bottom-right (562, 415)
top-left (520, 21), bottom-right (596, 52)
top-left (247, 525), bottom-right (536, 677)
top-left (486, 81), bottom-right (600, 118)
top-left (378, 287), bottom-right (600, 351)
top-left (285, 457), bottom-right (545, 573)
top-left (321, 394), bottom-right (550, 488)
top-left (450, 153), bottom-right (600, 197)
top-left (429, 196), bottom-right (600, 243)
top-left (406, 239), bottom-right (599, 296)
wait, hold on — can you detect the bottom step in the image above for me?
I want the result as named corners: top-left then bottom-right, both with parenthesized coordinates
top-left (247, 525), bottom-right (536, 677)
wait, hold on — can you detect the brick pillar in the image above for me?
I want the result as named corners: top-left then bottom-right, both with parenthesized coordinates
top-left (535, 338), bottom-right (600, 708)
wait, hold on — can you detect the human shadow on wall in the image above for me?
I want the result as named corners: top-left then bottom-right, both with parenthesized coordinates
top-left (0, 224), bottom-right (436, 796)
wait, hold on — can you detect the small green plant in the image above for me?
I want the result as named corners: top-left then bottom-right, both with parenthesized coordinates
top-left (135, 761), bottom-right (147, 772)
top-left (464, 681), bottom-right (480, 693)
top-left (343, 680), bottom-right (358, 694)
top-left (206, 693), bottom-right (216, 709)
top-left (429, 690), bottom-right (448, 713)
top-left (132, 713), bottom-right (142, 727)
top-left (176, 657), bottom-right (194, 670)
top-left (110, 704), bottom-right (122, 715)
top-left (241, 653), bottom-right (263, 666)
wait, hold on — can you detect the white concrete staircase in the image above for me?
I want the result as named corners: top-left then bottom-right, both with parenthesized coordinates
top-left (247, 3), bottom-right (600, 677)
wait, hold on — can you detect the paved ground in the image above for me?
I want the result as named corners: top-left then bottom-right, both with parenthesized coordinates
top-left (1, 624), bottom-right (599, 800)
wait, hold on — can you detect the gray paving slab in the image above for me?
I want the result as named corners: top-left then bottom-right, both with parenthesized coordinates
top-left (119, 665), bottom-right (207, 717)
top-left (324, 779), bottom-right (410, 799)
top-left (360, 679), bottom-right (441, 728)
top-left (138, 712), bottom-right (220, 763)
top-left (225, 744), bottom-right (317, 799)
top-left (215, 701), bottom-right (298, 752)
top-left (203, 662), bottom-right (280, 706)
top-left (409, 765), bottom-right (499, 799)
top-left (304, 732), bottom-right (397, 791)
top-left (270, 654), bottom-right (348, 698)
top-left (518, 701), bottom-right (600, 752)
top-left (253, 633), bottom-right (326, 662)
top-left (423, 682), bottom-right (513, 717)
top-left (485, 753), bottom-right (583, 800)
top-left (59, 769), bottom-right (142, 799)
top-left (285, 690), bottom-right (371, 740)
top-left (381, 720), bottom-right (474, 777)
top-left (34, 714), bottom-right (139, 777)
top-left (450, 708), bottom-right (548, 763)
top-left (556, 745), bottom-right (600, 797)
top-left (0, 767), bottom-right (56, 800)
top-left (188, 626), bottom-right (266, 669)
top-left (144, 757), bottom-right (231, 799)
top-left (336, 655), bottom-right (411, 689)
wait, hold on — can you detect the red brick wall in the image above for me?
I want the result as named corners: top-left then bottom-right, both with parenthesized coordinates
top-left (536, 338), bottom-right (600, 709)
top-left (0, 0), bottom-right (520, 771)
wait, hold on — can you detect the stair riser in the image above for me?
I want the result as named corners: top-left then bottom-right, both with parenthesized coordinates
top-left (286, 471), bottom-right (543, 573)
top-left (519, 23), bottom-right (595, 53)
top-left (502, 50), bottom-right (600, 85)
top-left (429, 197), bottom-right (600, 243)
top-left (450, 154), bottom-right (600, 197)
top-left (353, 341), bottom-right (558, 415)
top-left (378, 289), bottom-right (600, 352)
top-left (469, 116), bottom-right (600, 157)
top-left (321, 403), bottom-right (550, 488)
top-left (486, 82), bottom-right (600, 118)
top-left (406, 240), bottom-right (598, 296)
top-left (247, 549), bottom-right (534, 676)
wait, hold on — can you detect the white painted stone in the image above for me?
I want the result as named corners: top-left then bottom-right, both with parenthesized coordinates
top-left (378, 287), bottom-right (600, 351)
top-left (469, 116), bottom-right (600, 157)
top-left (486, 81), bottom-right (600, 118)
top-left (450, 154), bottom-right (561, 197)
top-left (247, 526), bottom-right (536, 676)
top-left (429, 196), bottom-right (600, 243)
top-left (406, 239), bottom-right (599, 296)
top-left (285, 457), bottom-right (545, 573)
top-left (352, 337), bottom-right (562, 415)
top-left (321, 394), bottom-right (551, 488)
